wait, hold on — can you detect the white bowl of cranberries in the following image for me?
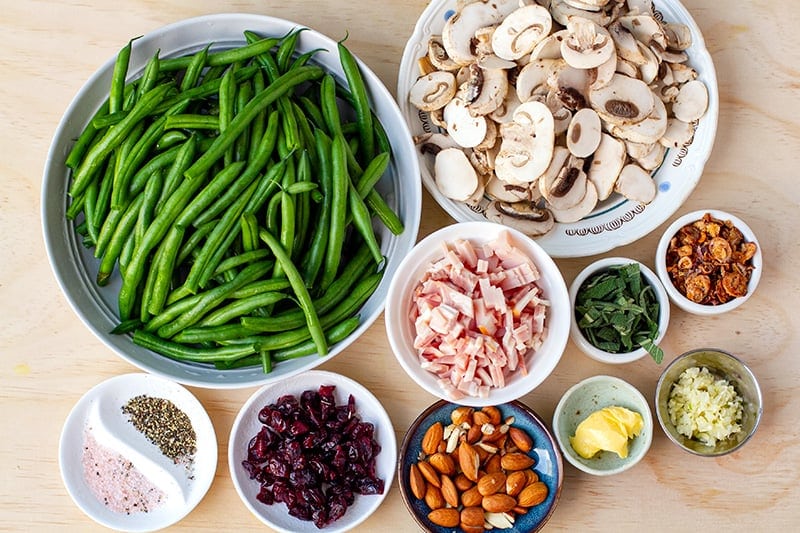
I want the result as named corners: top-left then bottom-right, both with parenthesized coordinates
top-left (228, 370), bottom-right (397, 532)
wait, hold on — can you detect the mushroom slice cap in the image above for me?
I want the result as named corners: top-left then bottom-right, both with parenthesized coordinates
top-left (469, 68), bottom-right (509, 116)
top-left (409, 71), bottom-right (457, 112)
top-left (434, 147), bottom-right (480, 201)
top-left (442, 2), bottom-right (504, 65)
top-left (590, 73), bottom-right (655, 125)
top-left (614, 163), bottom-right (656, 204)
top-left (443, 97), bottom-right (488, 148)
top-left (567, 108), bottom-right (602, 158)
top-left (607, 94), bottom-right (668, 144)
top-left (659, 118), bottom-right (695, 148)
top-left (550, 179), bottom-right (599, 223)
top-left (672, 79), bottom-right (709, 122)
top-left (427, 36), bottom-right (461, 72)
top-left (530, 30), bottom-right (569, 61)
top-left (541, 156), bottom-right (589, 211)
top-left (491, 4), bottom-right (553, 61)
top-left (587, 132), bottom-right (626, 201)
top-left (561, 17), bottom-right (615, 70)
top-left (485, 200), bottom-right (555, 237)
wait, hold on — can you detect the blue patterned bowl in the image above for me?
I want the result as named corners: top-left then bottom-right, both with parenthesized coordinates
top-left (398, 400), bottom-right (562, 532)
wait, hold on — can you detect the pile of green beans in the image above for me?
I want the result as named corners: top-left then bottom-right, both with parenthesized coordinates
top-left (65, 29), bottom-right (404, 372)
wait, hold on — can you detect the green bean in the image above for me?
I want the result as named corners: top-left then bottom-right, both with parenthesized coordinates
top-left (180, 44), bottom-right (210, 92)
top-left (156, 135), bottom-right (197, 213)
top-left (356, 151), bottom-right (389, 198)
top-left (65, 191), bottom-right (85, 221)
top-left (132, 330), bottom-right (257, 363)
top-left (156, 130), bottom-right (187, 151)
top-left (135, 168), bottom-right (163, 245)
top-left (94, 205), bottom-right (124, 259)
top-left (265, 191), bottom-right (282, 237)
top-left (348, 181), bottom-right (383, 264)
top-left (136, 50), bottom-right (162, 101)
top-left (321, 133), bottom-right (349, 290)
top-left (66, 101), bottom-right (110, 170)
top-left (366, 189), bottom-right (404, 235)
top-left (278, 96), bottom-right (299, 151)
top-left (273, 316), bottom-right (360, 362)
top-left (160, 36), bottom-right (281, 72)
top-left (290, 47), bottom-right (325, 70)
top-left (174, 161), bottom-right (245, 229)
top-left (260, 351), bottom-right (272, 373)
top-left (258, 228), bottom-right (328, 355)
top-left (129, 143), bottom-right (181, 197)
top-left (171, 323), bottom-right (262, 344)
top-left (198, 291), bottom-right (287, 328)
top-left (230, 278), bottom-right (291, 299)
top-left (297, 95), bottom-right (325, 130)
top-left (292, 150), bottom-right (312, 257)
top-left (139, 243), bottom-right (163, 322)
top-left (97, 193), bottom-right (144, 285)
top-left (155, 260), bottom-right (273, 338)
top-left (118, 223), bottom-right (136, 273)
top-left (70, 83), bottom-right (173, 198)
top-left (184, 65), bottom-right (324, 181)
top-left (146, 225), bottom-right (185, 316)
top-left (240, 212), bottom-right (260, 253)
top-left (90, 155), bottom-right (116, 237)
top-left (163, 114), bottom-right (221, 130)
top-left (110, 318), bottom-right (143, 335)
top-left (248, 70), bottom-right (267, 162)
top-left (176, 219), bottom-right (216, 266)
top-left (234, 78), bottom-right (253, 162)
top-left (285, 181), bottom-right (318, 195)
top-left (276, 191), bottom-right (295, 278)
top-left (373, 113), bottom-right (392, 155)
top-left (277, 27), bottom-right (306, 73)
top-left (301, 130), bottom-right (333, 286)
top-left (213, 249), bottom-right (271, 278)
top-left (320, 74), bottom-right (342, 138)
top-left (83, 179), bottom-right (100, 244)
top-left (218, 67), bottom-right (236, 165)
top-left (110, 38), bottom-right (135, 114)
top-left (338, 40), bottom-right (375, 162)
top-left (153, 65), bottom-right (259, 115)
top-left (92, 111), bottom-right (126, 129)
top-left (112, 115), bottom-right (166, 209)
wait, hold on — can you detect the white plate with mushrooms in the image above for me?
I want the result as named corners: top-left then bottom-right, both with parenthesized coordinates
top-left (398, 0), bottom-right (718, 258)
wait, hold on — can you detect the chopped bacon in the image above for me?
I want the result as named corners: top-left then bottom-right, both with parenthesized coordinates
top-left (410, 231), bottom-right (550, 400)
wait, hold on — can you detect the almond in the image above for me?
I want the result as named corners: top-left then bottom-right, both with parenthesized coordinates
top-left (508, 427), bottom-right (534, 452)
top-left (477, 471), bottom-right (507, 496)
top-left (523, 468), bottom-right (540, 486)
top-left (421, 422), bottom-right (444, 455)
top-left (472, 410), bottom-right (492, 427)
top-left (425, 483), bottom-right (445, 510)
top-left (409, 463), bottom-right (427, 500)
top-left (501, 452), bottom-right (535, 471)
top-left (466, 423), bottom-right (482, 444)
top-left (481, 406), bottom-right (502, 425)
top-left (505, 470), bottom-right (527, 497)
top-left (428, 452), bottom-right (456, 476)
top-left (482, 493), bottom-right (517, 513)
top-left (458, 441), bottom-right (480, 482)
top-left (454, 473), bottom-right (474, 491)
top-left (427, 508), bottom-right (460, 528)
top-left (462, 526), bottom-right (486, 533)
top-left (440, 475), bottom-right (459, 508)
top-left (418, 460), bottom-right (441, 488)
top-left (460, 506), bottom-right (485, 528)
top-left (451, 406), bottom-right (474, 425)
top-left (518, 481), bottom-right (549, 508)
top-left (484, 453), bottom-right (502, 474)
top-left (461, 485), bottom-right (483, 507)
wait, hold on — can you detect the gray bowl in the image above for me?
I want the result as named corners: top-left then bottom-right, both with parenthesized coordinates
top-left (655, 348), bottom-right (762, 456)
top-left (41, 14), bottom-right (421, 388)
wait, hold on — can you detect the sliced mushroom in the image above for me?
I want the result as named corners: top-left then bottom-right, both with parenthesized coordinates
top-left (468, 68), bottom-right (509, 116)
top-left (475, 119), bottom-right (499, 151)
top-left (587, 132), bottom-right (626, 200)
top-left (491, 4), bottom-right (553, 61)
top-left (567, 108), bottom-right (602, 157)
top-left (415, 132), bottom-right (461, 156)
top-left (561, 17), bottom-right (615, 70)
top-left (434, 147), bottom-right (480, 200)
top-left (669, 63), bottom-right (698, 84)
top-left (552, 65), bottom-right (592, 108)
top-left (427, 36), bottom-right (460, 72)
top-left (473, 26), bottom-right (496, 58)
top-left (590, 52), bottom-right (618, 90)
top-left (464, 174), bottom-right (487, 207)
top-left (625, 140), bottom-right (656, 159)
top-left (541, 155), bottom-right (589, 210)
top-left (614, 163), bottom-right (656, 204)
top-left (608, 20), bottom-right (647, 65)
top-left (443, 97), bottom-right (488, 148)
top-left (564, 0), bottom-right (609, 11)
top-left (619, 14), bottom-right (666, 50)
top-left (634, 142), bottom-right (666, 171)
top-left (530, 30), bottom-right (568, 61)
top-left (615, 57), bottom-right (640, 79)
top-left (550, 0), bottom-right (611, 27)
top-left (659, 117), bottom-right (695, 148)
top-left (489, 89), bottom-right (522, 124)
top-left (607, 94), bottom-right (668, 144)
top-left (589, 73), bottom-right (655, 125)
top-left (664, 23), bottom-right (693, 51)
top-left (625, 0), bottom-right (654, 15)
top-left (469, 144), bottom-right (500, 175)
top-left (477, 54), bottom-right (517, 70)
top-left (516, 59), bottom-right (564, 102)
top-left (442, 1), bottom-right (504, 65)
top-left (409, 71), bottom-right (457, 112)
top-left (550, 179), bottom-right (598, 223)
top-left (672, 79), bottom-right (708, 122)
top-left (495, 101), bottom-right (556, 183)
top-left (637, 41), bottom-right (660, 85)
top-left (485, 201), bottom-right (555, 236)
top-left (537, 145), bottom-right (571, 194)
top-left (485, 174), bottom-right (530, 202)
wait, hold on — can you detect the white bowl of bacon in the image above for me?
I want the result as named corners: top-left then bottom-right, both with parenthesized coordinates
top-left (385, 221), bottom-right (571, 407)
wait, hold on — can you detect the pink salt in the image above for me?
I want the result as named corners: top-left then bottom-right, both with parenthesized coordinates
top-left (82, 429), bottom-right (165, 514)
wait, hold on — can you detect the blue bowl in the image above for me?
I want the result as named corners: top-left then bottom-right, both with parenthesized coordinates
top-left (398, 400), bottom-right (562, 532)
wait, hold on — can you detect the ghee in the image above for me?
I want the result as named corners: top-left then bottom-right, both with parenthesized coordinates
top-left (569, 406), bottom-right (644, 459)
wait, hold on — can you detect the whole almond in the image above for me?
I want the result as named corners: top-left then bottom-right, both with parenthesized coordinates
top-left (524, 469), bottom-right (540, 486)
top-left (458, 441), bottom-right (480, 482)
top-left (482, 493), bottom-right (517, 513)
top-left (477, 471), bottom-right (507, 496)
top-left (518, 481), bottom-right (549, 507)
top-left (428, 452), bottom-right (456, 476)
top-left (460, 506), bottom-right (485, 528)
top-left (472, 410), bottom-right (492, 427)
top-left (484, 453), bottom-right (502, 474)
top-left (462, 526), bottom-right (485, 533)
top-left (454, 473), bottom-right (474, 491)
top-left (409, 463), bottom-right (427, 500)
top-left (461, 485), bottom-right (483, 507)
top-left (418, 461), bottom-right (441, 488)
top-left (421, 422), bottom-right (444, 455)
top-left (505, 470), bottom-right (527, 497)
top-left (481, 405), bottom-right (502, 425)
top-left (425, 483), bottom-right (445, 510)
top-left (440, 475), bottom-right (459, 508)
top-left (466, 423), bottom-right (482, 444)
top-left (451, 406), bottom-right (474, 425)
top-left (501, 452), bottom-right (535, 471)
top-left (427, 508), bottom-right (460, 528)
top-left (508, 427), bottom-right (534, 452)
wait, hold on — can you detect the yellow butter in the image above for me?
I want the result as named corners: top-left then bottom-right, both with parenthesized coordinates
top-left (569, 406), bottom-right (644, 459)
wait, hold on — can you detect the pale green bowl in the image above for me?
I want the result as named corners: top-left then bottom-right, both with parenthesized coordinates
top-left (553, 375), bottom-right (653, 476)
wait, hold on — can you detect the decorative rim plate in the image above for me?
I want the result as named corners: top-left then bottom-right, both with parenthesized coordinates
top-left (397, 0), bottom-right (719, 258)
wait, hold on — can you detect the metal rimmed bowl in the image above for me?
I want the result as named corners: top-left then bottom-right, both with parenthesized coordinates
top-left (41, 14), bottom-right (421, 388)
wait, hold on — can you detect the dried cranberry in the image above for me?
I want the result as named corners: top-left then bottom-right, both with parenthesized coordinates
top-left (256, 486), bottom-right (274, 505)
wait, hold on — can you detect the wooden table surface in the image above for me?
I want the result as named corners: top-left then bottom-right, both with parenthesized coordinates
top-left (2, 0), bottom-right (798, 530)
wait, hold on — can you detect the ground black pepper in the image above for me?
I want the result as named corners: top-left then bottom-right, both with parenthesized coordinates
top-left (122, 395), bottom-right (197, 465)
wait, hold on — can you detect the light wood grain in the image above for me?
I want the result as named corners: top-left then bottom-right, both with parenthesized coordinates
top-left (1, 0), bottom-right (798, 530)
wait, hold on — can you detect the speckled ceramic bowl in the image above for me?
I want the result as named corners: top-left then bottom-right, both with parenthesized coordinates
top-left (398, 400), bottom-right (562, 532)
top-left (553, 375), bottom-right (653, 476)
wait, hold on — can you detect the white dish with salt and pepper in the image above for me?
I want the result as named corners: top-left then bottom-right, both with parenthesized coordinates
top-left (58, 373), bottom-right (217, 532)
